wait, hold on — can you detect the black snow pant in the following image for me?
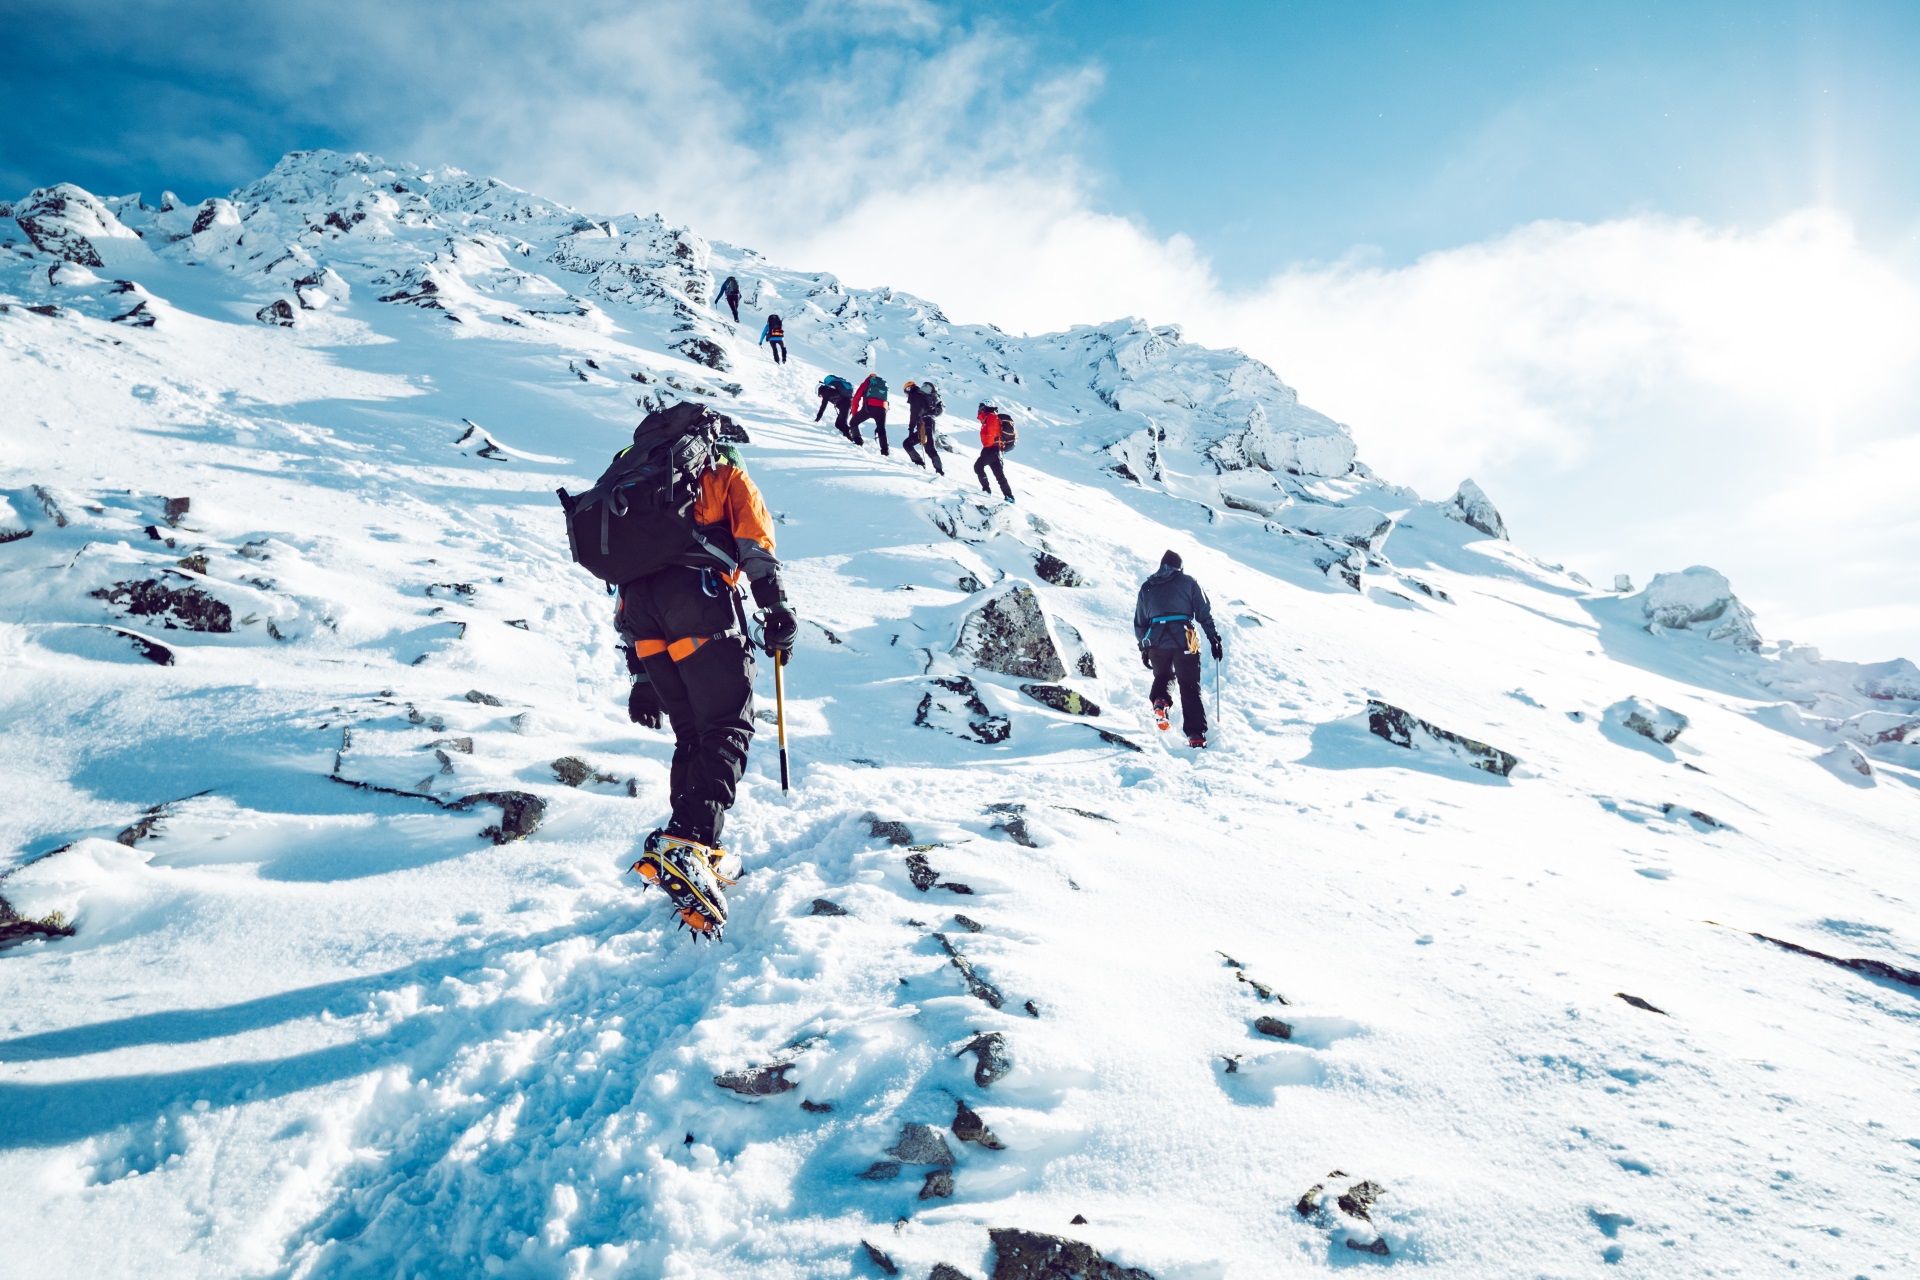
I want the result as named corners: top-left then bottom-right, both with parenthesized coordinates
top-left (974, 445), bottom-right (1012, 499)
top-left (619, 566), bottom-right (757, 847)
top-left (725, 297), bottom-right (739, 322)
top-left (903, 416), bottom-right (944, 474)
top-left (816, 396), bottom-right (854, 441)
top-left (1149, 648), bottom-right (1207, 739)
top-left (767, 339), bottom-right (786, 363)
top-left (851, 404), bottom-right (888, 453)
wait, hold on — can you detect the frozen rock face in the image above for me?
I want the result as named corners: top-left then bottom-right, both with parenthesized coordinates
top-left (12, 185), bottom-right (142, 268)
top-left (1641, 566), bottom-right (1762, 650)
top-left (953, 584), bottom-right (1067, 681)
top-left (1606, 696), bottom-right (1689, 744)
top-left (1442, 479), bottom-right (1508, 540)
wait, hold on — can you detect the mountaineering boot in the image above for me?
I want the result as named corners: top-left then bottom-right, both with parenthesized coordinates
top-left (1153, 702), bottom-right (1171, 732)
top-left (1188, 734), bottom-right (1208, 749)
top-left (631, 830), bottom-right (729, 938)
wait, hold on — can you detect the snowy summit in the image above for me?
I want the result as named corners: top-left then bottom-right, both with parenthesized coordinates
top-left (2, 150), bottom-right (1917, 1278)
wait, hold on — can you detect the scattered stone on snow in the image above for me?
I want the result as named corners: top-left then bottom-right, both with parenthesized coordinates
top-left (255, 299), bottom-right (295, 326)
top-left (800, 1099), bottom-right (833, 1113)
top-left (953, 1098), bottom-right (1006, 1150)
top-left (887, 1123), bottom-right (956, 1167)
top-left (941, 881), bottom-right (975, 895)
top-left (953, 584), bottom-right (1068, 681)
top-left (987, 803), bottom-right (1037, 847)
top-left (1441, 478), bottom-right (1508, 539)
top-left (1720, 924), bottom-right (1920, 990)
top-left (864, 812), bottom-right (914, 844)
top-left (958, 1031), bottom-right (1012, 1086)
top-left (1297, 1173), bottom-right (1391, 1254)
top-left (551, 756), bottom-right (617, 787)
top-left (31, 485), bottom-right (70, 528)
top-left (929, 1265), bottom-right (973, 1280)
top-left (905, 852), bottom-right (940, 891)
top-left (1661, 803), bottom-right (1726, 830)
top-left (1253, 1016), bottom-right (1294, 1040)
top-left (954, 913), bottom-right (983, 932)
top-left (713, 1062), bottom-right (797, 1097)
top-left (90, 576), bottom-right (232, 632)
top-left (459, 791), bottom-right (547, 844)
top-left (860, 1241), bottom-right (899, 1275)
top-left (672, 334), bottom-right (728, 370)
top-left (1606, 696), bottom-right (1689, 744)
top-left (1032, 551), bottom-right (1086, 587)
top-left (115, 791), bottom-right (210, 845)
top-left (1366, 699), bottom-right (1518, 777)
top-left (987, 1227), bottom-right (1157, 1280)
top-left (1020, 683), bottom-right (1102, 716)
top-left (917, 675), bottom-right (1012, 745)
top-left (1091, 727), bottom-right (1143, 752)
top-left (425, 737), bottom-right (473, 754)
top-left (920, 1169), bottom-right (955, 1200)
top-left (809, 898), bottom-right (849, 916)
top-left (857, 1161), bottom-right (901, 1181)
top-left (464, 689), bottom-right (505, 706)
top-left (1614, 993), bottom-right (1668, 1015)
top-left (935, 933), bottom-right (1007, 1009)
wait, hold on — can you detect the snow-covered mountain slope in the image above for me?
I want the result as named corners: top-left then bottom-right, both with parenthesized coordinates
top-left (2, 151), bottom-right (1917, 1279)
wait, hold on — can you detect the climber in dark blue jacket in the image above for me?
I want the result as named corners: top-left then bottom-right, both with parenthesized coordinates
top-left (1133, 550), bottom-right (1222, 747)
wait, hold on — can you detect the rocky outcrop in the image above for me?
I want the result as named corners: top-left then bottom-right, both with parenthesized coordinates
top-left (1441, 478), bottom-right (1507, 539)
top-left (90, 575), bottom-right (233, 632)
top-left (713, 1062), bottom-right (798, 1097)
top-left (954, 585), bottom-right (1067, 681)
top-left (14, 185), bottom-right (141, 268)
top-left (672, 335), bottom-right (728, 370)
top-left (1640, 566), bottom-right (1762, 650)
top-left (958, 1032), bottom-right (1012, 1086)
top-left (887, 1122), bottom-right (956, 1167)
top-left (460, 791), bottom-right (546, 843)
top-left (917, 675), bottom-right (1012, 744)
top-left (1020, 684), bottom-right (1101, 716)
top-left (988, 1228), bottom-right (1156, 1280)
top-left (1296, 1173), bottom-right (1391, 1257)
top-left (1032, 551), bottom-right (1085, 587)
top-left (1367, 699), bottom-right (1518, 776)
top-left (1606, 696), bottom-right (1689, 744)
top-left (935, 932), bottom-right (1006, 1008)
top-left (952, 1098), bottom-right (1005, 1149)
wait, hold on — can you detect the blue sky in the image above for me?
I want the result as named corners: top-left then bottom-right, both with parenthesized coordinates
top-left (6, 0), bottom-right (1920, 659)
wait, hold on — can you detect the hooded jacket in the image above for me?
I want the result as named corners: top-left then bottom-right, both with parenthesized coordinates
top-left (1133, 564), bottom-right (1219, 650)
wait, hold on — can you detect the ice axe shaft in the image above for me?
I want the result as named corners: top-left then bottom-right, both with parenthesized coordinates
top-left (773, 649), bottom-right (791, 792)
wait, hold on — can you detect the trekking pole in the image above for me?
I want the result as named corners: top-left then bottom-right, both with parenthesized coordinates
top-left (773, 648), bottom-right (791, 792)
top-left (1214, 645), bottom-right (1223, 740)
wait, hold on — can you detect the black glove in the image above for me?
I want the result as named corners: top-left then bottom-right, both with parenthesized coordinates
top-left (1140, 647), bottom-right (1153, 670)
top-left (627, 678), bottom-right (662, 729)
top-left (751, 572), bottom-right (786, 610)
top-left (762, 603), bottom-right (798, 655)
top-left (1210, 638), bottom-right (1223, 662)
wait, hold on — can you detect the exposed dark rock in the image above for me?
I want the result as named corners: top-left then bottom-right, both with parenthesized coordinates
top-left (1091, 728), bottom-right (1142, 752)
top-left (31, 486), bottom-right (69, 528)
top-left (1614, 993), bottom-right (1668, 1015)
top-left (1236, 970), bottom-right (1286, 1003)
top-left (1608, 697), bottom-right (1689, 744)
top-left (14, 185), bottom-right (113, 266)
top-left (1338, 1181), bottom-right (1386, 1222)
top-left (425, 737), bottom-right (473, 754)
top-left (1662, 803), bottom-right (1725, 830)
top-left (713, 1062), bottom-right (797, 1096)
top-left (1020, 684), bottom-right (1101, 716)
top-left (1253, 1016), bottom-right (1293, 1039)
top-left (673, 335), bottom-right (729, 371)
top-left (958, 571), bottom-right (987, 593)
top-left (888, 1123), bottom-right (956, 1166)
top-left (935, 933), bottom-right (1006, 1008)
top-left (939, 882), bottom-right (975, 895)
top-left (255, 299), bottom-right (295, 326)
top-left (860, 1240), bottom-right (899, 1275)
top-left (1401, 576), bottom-right (1452, 602)
top-left (930, 1266), bottom-right (974, 1280)
top-left (1442, 478), bottom-right (1508, 539)
top-left (464, 689), bottom-right (505, 706)
top-left (115, 791), bottom-right (209, 845)
top-left (988, 1227), bottom-right (1156, 1280)
top-left (1731, 926), bottom-right (1920, 990)
top-left (906, 852), bottom-right (940, 891)
top-left (0, 899), bottom-right (75, 952)
top-left (809, 899), bottom-right (849, 917)
top-left (989, 805), bottom-right (1037, 847)
top-left (916, 675), bottom-right (1011, 745)
top-left (954, 913), bottom-right (983, 932)
top-left (953, 584), bottom-right (1067, 681)
top-left (801, 1099), bottom-right (834, 1113)
top-left (953, 1098), bottom-right (1006, 1149)
top-left (958, 1031), bottom-right (1012, 1086)
top-left (1032, 551), bottom-right (1085, 587)
top-left (551, 756), bottom-right (617, 787)
top-left (864, 812), bottom-right (914, 844)
top-left (459, 791), bottom-right (546, 844)
top-left (1070, 1215), bottom-right (1088, 1226)
top-left (857, 1161), bottom-right (901, 1181)
top-left (1366, 699), bottom-right (1517, 777)
top-left (90, 576), bottom-right (232, 632)
top-left (1345, 1238), bottom-right (1390, 1256)
top-left (920, 1169), bottom-right (955, 1200)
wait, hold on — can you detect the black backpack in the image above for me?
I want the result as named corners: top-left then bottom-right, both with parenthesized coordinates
top-left (557, 402), bottom-right (738, 586)
top-left (923, 381), bottom-right (943, 416)
top-left (997, 410), bottom-right (1017, 452)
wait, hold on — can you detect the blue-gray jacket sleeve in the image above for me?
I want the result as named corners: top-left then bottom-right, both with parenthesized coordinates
top-left (1133, 587), bottom-right (1150, 645)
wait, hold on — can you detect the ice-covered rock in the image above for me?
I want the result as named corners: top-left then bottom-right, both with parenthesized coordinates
top-left (1441, 479), bottom-right (1508, 540)
top-left (1641, 566), bottom-right (1761, 649)
top-left (1606, 696), bottom-right (1689, 744)
top-left (12, 185), bottom-right (143, 268)
top-left (1817, 743), bottom-right (1875, 786)
top-left (988, 1228), bottom-right (1157, 1280)
top-left (1614, 574), bottom-right (1633, 592)
top-left (1367, 699), bottom-right (1518, 776)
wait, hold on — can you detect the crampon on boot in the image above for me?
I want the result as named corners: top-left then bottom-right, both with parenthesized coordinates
top-left (1188, 734), bottom-right (1208, 749)
top-left (631, 830), bottom-right (729, 939)
top-left (1153, 702), bottom-right (1172, 732)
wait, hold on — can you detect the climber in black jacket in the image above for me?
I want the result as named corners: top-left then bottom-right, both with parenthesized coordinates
top-left (1133, 550), bottom-right (1222, 747)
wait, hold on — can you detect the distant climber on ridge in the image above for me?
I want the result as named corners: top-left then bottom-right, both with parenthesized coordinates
top-left (815, 374), bottom-right (856, 442)
top-left (1134, 549), bottom-right (1221, 748)
top-left (716, 274), bottom-right (741, 322)
top-left (759, 313), bottom-right (786, 363)
top-left (974, 402), bottom-right (1015, 504)
top-left (850, 372), bottom-right (890, 454)
top-left (902, 379), bottom-right (945, 475)
top-left (557, 401), bottom-right (798, 938)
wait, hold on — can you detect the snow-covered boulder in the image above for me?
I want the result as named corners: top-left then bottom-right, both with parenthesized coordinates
top-left (0, 494), bottom-right (28, 543)
top-left (952, 584), bottom-right (1067, 681)
top-left (1613, 574), bottom-right (1633, 593)
top-left (1641, 566), bottom-right (1761, 649)
top-left (1367, 699), bottom-right (1518, 776)
top-left (1441, 479), bottom-right (1508, 540)
top-left (12, 185), bottom-right (144, 268)
top-left (1606, 697), bottom-right (1689, 744)
top-left (1817, 743), bottom-right (1875, 786)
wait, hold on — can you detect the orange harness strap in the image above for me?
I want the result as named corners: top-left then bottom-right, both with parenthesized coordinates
top-left (633, 635), bottom-right (719, 663)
